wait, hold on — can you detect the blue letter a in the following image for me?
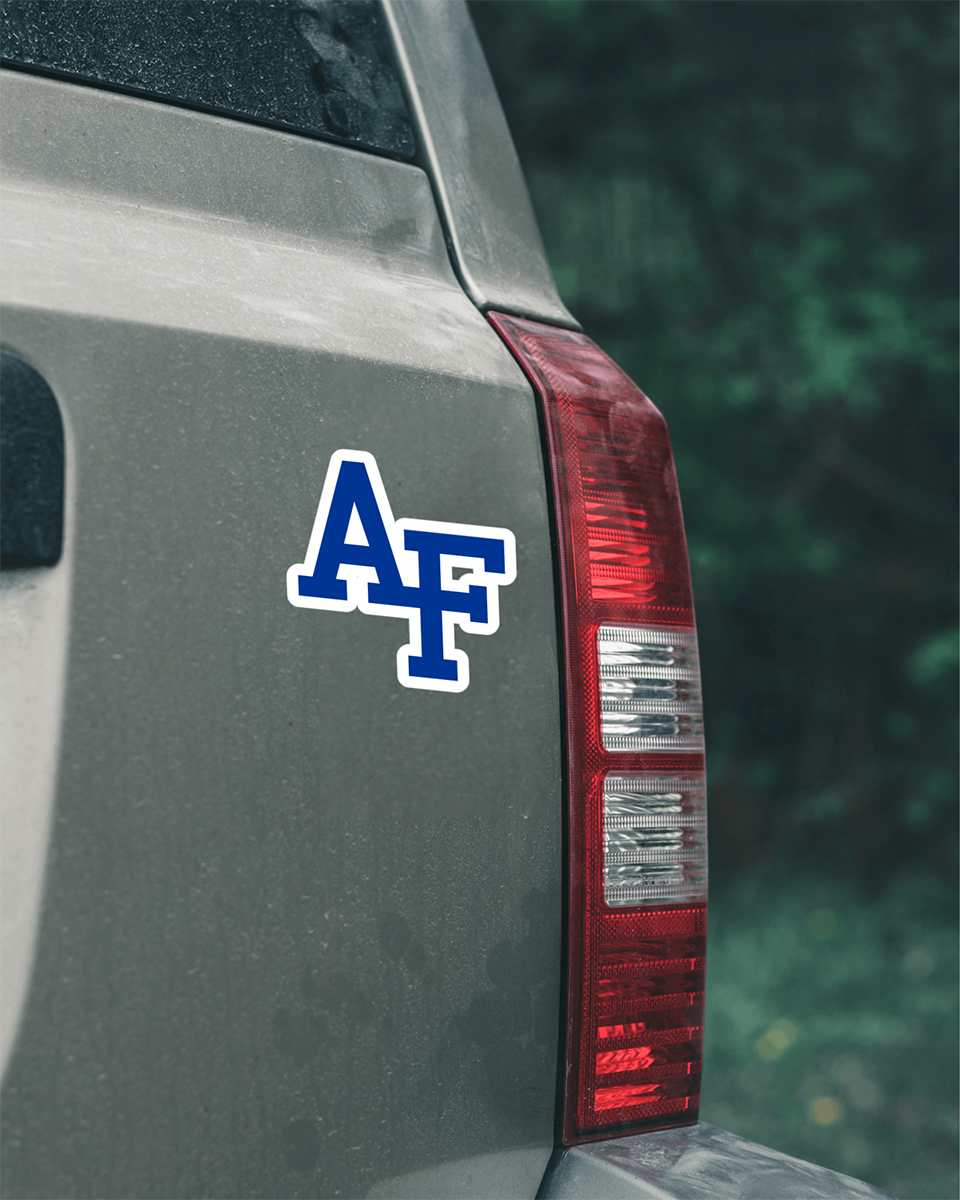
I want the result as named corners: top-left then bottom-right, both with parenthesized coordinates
top-left (287, 451), bottom-right (405, 611)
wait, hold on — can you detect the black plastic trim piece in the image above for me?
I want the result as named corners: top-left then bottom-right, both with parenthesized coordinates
top-left (1, 351), bottom-right (64, 569)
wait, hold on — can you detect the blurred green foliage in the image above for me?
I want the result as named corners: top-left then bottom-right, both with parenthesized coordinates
top-left (470, 2), bottom-right (957, 1194)
top-left (704, 869), bottom-right (957, 1197)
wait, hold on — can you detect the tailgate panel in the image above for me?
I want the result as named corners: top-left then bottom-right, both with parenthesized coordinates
top-left (1, 72), bottom-right (561, 1199)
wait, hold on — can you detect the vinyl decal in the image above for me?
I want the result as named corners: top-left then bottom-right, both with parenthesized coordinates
top-left (287, 450), bottom-right (516, 692)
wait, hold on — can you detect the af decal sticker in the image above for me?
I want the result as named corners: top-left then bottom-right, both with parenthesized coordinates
top-left (287, 450), bottom-right (516, 693)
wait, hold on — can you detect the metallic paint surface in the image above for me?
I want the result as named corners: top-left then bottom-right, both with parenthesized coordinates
top-left (539, 1123), bottom-right (895, 1200)
top-left (0, 70), bottom-right (562, 1199)
top-left (0, 561), bottom-right (71, 1077)
top-left (369, 1147), bottom-right (553, 1199)
top-left (382, 0), bottom-right (579, 329)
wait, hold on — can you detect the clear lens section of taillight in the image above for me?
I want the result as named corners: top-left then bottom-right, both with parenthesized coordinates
top-left (603, 775), bottom-right (707, 906)
top-left (599, 625), bottom-right (704, 752)
top-left (489, 312), bottom-right (706, 1145)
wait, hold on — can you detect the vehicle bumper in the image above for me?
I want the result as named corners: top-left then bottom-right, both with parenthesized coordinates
top-left (538, 1122), bottom-right (895, 1199)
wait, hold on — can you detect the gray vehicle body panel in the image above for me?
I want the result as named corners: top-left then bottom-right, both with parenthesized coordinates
top-left (0, 68), bottom-right (561, 1198)
top-left (383, 0), bottom-right (578, 329)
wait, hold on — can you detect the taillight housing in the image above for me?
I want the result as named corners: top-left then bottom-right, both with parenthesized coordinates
top-left (489, 313), bottom-right (707, 1145)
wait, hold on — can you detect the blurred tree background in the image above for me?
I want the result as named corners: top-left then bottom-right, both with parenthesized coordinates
top-left (470, 2), bottom-right (958, 1196)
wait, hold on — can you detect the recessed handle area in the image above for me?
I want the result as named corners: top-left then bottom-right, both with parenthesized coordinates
top-left (0, 351), bottom-right (64, 569)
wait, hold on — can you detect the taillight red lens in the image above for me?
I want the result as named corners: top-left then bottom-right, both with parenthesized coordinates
top-left (489, 313), bottom-right (706, 1145)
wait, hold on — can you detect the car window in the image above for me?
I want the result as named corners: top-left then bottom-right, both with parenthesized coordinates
top-left (0, 0), bottom-right (415, 159)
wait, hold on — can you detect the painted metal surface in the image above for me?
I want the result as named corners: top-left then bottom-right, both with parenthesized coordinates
top-left (383, 0), bottom-right (579, 329)
top-left (0, 69), bottom-right (562, 1198)
top-left (539, 1122), bottom-right (896, 1200)
top-left (0, 559), bottom-right (72, 1077)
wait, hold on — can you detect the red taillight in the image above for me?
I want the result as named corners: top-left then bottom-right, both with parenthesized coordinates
top-left (489, 313), bottom-right (707, 1145)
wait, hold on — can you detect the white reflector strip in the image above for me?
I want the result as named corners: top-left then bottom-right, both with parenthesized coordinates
top-left (603, 775), bottom-right (708, 906)
top-left (598, 625), bottom-right (705, 752)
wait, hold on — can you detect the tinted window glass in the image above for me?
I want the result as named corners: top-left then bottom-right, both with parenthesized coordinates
top-left (0, 0), bottom-right (414, 159)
